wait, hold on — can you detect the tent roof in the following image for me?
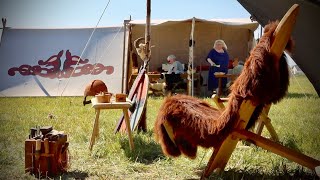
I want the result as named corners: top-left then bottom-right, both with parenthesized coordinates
top-left (129, 17), bottom-right (258, 31)
top-left (237, 0), bottom-right (320, 96)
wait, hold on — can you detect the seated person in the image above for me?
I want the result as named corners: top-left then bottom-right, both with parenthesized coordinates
top-left (230, 58), bottom-right (244, 75)
top-left (227, 58), bottom-right (244, 87)
top-left (166, 54), bottom-right (184, 74)
top-left (163, 55), bottom-right (186, 93)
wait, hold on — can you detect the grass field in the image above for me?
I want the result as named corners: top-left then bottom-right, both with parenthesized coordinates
top-left (0, 75), bottom-right (319, 179)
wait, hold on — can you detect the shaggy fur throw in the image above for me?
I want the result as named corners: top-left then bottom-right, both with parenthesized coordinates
top-left (154, 21), bottom-right (292, 159)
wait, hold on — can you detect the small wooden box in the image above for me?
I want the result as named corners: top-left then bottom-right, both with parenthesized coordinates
top-left (25, 138), bottom-right (69, 177)
top-left (115, 93), bottom-right (127, 102)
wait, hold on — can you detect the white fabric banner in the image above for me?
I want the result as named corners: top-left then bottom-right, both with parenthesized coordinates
top-left (0, 26), bottom-right (124, 96)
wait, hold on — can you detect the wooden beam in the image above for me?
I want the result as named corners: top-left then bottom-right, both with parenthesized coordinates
top-left (270, 4), bottom-right (299, 62)
top-left (233, 129), bottom-right (320, 170)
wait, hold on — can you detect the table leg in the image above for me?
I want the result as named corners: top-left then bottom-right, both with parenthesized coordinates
top-left (123, 108), bottom-right (134, 150)
top-left (217, 78), bottom-right (222, 96)
top-left (89, 109), bottom-right (100, 151)
top-left (197, 74), bottom-right (201, 96)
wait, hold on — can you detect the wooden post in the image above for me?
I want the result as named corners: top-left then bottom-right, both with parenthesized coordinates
top-left (0, 18), bottom-right (7, 46)
top-left (188, 17), bottom-right (195, 96)
top-left (145, 0), bottom-right (151, 64)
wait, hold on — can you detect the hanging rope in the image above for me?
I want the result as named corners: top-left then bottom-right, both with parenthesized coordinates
top-left (285, 52), bottom-right (308, 98)
top-left (88, 26), bottom-right (123, 74)
top-left (46, 0), bottom-right (116, 117)
top-left (289, 67), bottom-right (308, 98)
top-left (59, 0), bottom-right (111, 96)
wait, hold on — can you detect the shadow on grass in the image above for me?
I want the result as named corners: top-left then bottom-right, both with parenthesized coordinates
top-left (286, 92), bottom-right (317, 98)
top-left (280, 134), bottom-right (302, 153)
top-left (59, 170), bottom-right (89, 180)
top-left (193, 166), bottom-right (318, 180)
top-left (119, 131), bottom-right (166, 164)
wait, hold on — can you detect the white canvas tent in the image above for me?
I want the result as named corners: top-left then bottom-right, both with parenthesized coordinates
top-left (0, 26), bottom-right (125, 96)
top-left (127, 18), bottom-right (259, 72)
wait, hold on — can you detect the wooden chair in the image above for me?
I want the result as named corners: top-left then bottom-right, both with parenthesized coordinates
top-left (202, 4), bottom-right (320, 179)
top-left (202, 99), bottom-right (320, 178)
top-left (212, 94), bottom-right (279, 142)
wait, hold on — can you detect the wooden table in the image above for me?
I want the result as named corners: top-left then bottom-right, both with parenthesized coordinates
top-left (89, 97), bottom-right (134, 151)
top-left (214, 74), bottom-right (238, 96)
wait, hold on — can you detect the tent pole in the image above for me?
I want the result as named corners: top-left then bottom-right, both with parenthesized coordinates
top-left (144, 0), bottom-right (151, 69)
top-left (0, 18), bottom-right (7, 46)
top-left (188, 17), bottom-right (195, 96)
top-left (122, 19), bottom-right (128, 93)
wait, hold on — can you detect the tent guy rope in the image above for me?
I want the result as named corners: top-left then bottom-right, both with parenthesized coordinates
top-left (59, 0), bottom-right (111, 96)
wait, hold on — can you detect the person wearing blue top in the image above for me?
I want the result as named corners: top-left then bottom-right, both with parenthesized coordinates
top-left (206, 39), bottom-right (229, 95)
top-left (166, 55), bottom-right (184, 74)
top-left (163, 55), bottom-right (186, 93)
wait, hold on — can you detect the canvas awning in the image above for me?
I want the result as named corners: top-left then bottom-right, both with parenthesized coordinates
top-left (128, 18), bottom-right (258, 72)
top-left (237, 0), bottom-right (320, 96)
top-left (129, 18), bottom-right (258, 31)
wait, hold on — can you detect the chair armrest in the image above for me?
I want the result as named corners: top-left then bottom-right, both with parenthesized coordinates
top-left (211, 94), bottom-right (227, 110)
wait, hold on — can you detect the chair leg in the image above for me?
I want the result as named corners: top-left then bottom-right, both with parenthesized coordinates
top-left (202, 100), bottom-right (256, 178)
top-left (201, 134), bottom-right (240, 179)
top-left (256, 111), bottom-right (279, 142)
top-left (263, 117), bottom-right (279, 142)
top-left (255, 119), bottom-right (265, 136)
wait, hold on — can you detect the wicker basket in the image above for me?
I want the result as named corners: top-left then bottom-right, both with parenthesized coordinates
top-left (95, 93), bottom-right (111, 103)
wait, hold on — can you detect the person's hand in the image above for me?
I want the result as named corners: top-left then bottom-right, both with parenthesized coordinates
top-left (207, 58), bottom-right (215, 66)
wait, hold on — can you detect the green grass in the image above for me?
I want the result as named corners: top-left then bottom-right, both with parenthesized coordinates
top-left (0, 75), bottom-right (319, 179)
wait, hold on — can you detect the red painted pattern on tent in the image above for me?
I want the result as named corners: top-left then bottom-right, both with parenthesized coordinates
top-left (8, 50), bottom-right (114, 79)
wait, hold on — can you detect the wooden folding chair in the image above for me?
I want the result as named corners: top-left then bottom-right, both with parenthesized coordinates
top-left (202, 4), bottom-right (320, 178)
top-left (202, 99), bottom-right (320, 178)
top-left (212, 94), bottom-right (279, 141)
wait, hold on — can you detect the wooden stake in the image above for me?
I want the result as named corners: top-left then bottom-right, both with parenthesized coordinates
top-left (145, 0), bottom-right (151, 65)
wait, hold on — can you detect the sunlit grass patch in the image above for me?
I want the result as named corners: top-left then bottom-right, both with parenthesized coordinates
top-left (0, 75), bottom-right (319, 179)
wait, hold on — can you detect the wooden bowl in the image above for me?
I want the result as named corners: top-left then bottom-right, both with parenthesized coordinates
top-left (95, 93), bottom-right (111, 103)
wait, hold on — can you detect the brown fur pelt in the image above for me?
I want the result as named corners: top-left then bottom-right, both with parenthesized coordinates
top-left (154, 21), bottom-right (292, 159)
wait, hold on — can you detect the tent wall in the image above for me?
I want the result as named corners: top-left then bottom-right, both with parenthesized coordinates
top-left (130, 20), bottom-right (257, 72)
top-left (0, 27), bottom-right (124, 96)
